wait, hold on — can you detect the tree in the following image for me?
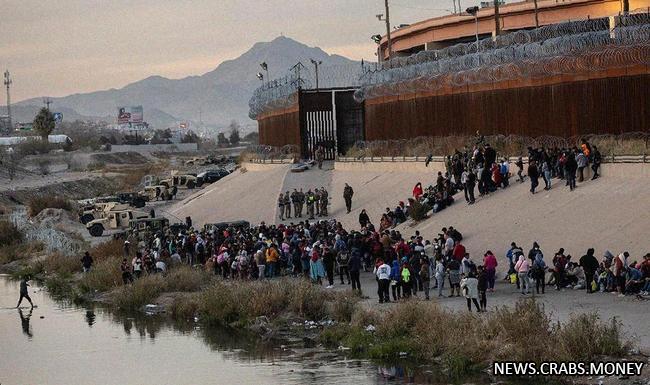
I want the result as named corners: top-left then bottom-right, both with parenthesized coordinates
top-left (228, 120), bottom-right (241, 146)
top-left (243, 131), bottom-right (259, 145)
top-left (33, 107), bottom-right (55, 140)
top-left (217, 132), bottom-right (229, 147)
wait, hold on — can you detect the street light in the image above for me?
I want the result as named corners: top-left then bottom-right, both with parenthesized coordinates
top-left (310, 59), bottom-right (322, 90)
top-left (466, 6), bottom-right (480, 53)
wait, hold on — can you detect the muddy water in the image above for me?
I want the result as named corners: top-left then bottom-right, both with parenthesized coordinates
top-left (0, 276), bottom-right (493, 385)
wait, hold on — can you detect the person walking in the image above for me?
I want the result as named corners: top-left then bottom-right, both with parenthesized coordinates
top-left (528, 160), bottom-right (539, 194)
top-left (315, 146), bottom-right (325, 169)
top-left (515, 156), bottom-right (525, 183)
top-left (16, 276), bottom-right (34, 308)
top-left (460, 272), bottom-right (481, 312)
top-left (477, 266), bottom-right (488, 311)
top-left (434, 256), bottom-right (446, 297)
top-left (532, 252), bottom-right (547, 294)
top-left (591, 146), bottom-right (602, 180)
top-left (80, 251), bottom-right (93, 273)
top-left (374, 259), bottom-right (391, 303)
top-left (358, 209), bottom-right (370, 229)
top-left (465, 168), bottom-right (476, 204)
top-left (343, 183), bottom-right (354, 214)
top-left (515, 255), bottom-right (530, 294)
top-left (579, 248), bottom-right (599, 293)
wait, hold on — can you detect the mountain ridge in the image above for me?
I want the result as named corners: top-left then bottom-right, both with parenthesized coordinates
top-left (10, 36), bottom-right (362, 132)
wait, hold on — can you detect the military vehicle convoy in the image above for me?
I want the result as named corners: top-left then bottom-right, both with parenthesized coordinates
top-left (86, 207), bottom-right (151, 237)
top-left (158, 174), bottom-right (202, 189)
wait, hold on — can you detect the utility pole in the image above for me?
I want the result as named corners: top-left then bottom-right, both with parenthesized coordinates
top-left (384, 0), bottom-right (393, 61)
top-left (622, 0), bottom-right (629, 13)
top-left (43, 97), bottom-right (52, 110)
top-left (494, 0), bottom-right (501, 37)
top-left (3, 70), bottom-right (12, 130)
top-left (533, 0), bottom-right (540, 28)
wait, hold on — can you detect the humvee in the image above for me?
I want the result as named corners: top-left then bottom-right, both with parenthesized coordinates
top-left (86, 208), bottom-right (151, 237)
top-left (139, 185), bottom-right (176, 201)
top-left (78, 202), bottom-right (131, 225)
top-left (159, 174), bottom-right (202, 189)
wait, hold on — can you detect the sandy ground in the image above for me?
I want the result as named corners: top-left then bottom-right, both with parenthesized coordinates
top-left (323, 271), bottom-right (650, 353)
top-left (172, 161), bottom-right (650, 351)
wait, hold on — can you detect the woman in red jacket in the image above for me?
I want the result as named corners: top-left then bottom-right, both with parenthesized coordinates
top-left (412, 182), bottom-right (423, 200)
top-left (483, 250), bottom-right (498, 292)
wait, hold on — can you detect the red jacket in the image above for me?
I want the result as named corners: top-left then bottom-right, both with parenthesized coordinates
top-left (483, 253), bottom-right (498, 271)
top-left (452, 243), bottom-right (466, 261)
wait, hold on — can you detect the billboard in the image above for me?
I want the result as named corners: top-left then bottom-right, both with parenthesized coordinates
top-left (118, 106), bottom-right (143, 124)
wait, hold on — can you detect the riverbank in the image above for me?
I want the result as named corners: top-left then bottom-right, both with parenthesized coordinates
top-left (4, 238), bottom-right (644, 384)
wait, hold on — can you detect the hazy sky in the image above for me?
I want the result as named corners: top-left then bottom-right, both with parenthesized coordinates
top-left (1, 0), bottom-right (482, 102)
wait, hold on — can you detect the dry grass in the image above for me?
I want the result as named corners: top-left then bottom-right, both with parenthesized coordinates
top-left (0, 220), bottom-right (23, 247)
top-left (27, 196), bottom-right (72, 217)
top-left (320, 299), bottom-right (629, 376)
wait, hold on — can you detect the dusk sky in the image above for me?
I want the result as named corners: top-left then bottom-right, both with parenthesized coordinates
top-left (1, 0), bottom-right (483, 102)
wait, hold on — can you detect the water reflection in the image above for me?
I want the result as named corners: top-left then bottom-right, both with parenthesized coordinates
top-left (19, 308), bottom-right (33, 339)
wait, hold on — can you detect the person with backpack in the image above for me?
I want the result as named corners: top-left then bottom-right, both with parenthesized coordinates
top-left (389, 259), bottom-right (401, 301)
top-left (461, 253), bottom-right (476, 277)
top-left (531, 252), bottom-right (547, 294)
top-left (336, 247), bottom-right (351, 285)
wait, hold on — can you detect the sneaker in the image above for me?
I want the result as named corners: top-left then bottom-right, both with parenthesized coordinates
top-left (326, 285), bottom-right (333, 289)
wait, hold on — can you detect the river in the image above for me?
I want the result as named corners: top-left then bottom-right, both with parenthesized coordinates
top-left (2, 275), bottom-right (491, 385)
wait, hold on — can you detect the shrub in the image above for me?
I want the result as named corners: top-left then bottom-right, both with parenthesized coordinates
top-left (111, 274), bottom-right (167, 311)
top-left (0, 220), bottom-right (23, 247)
top-left (329, 291), bottom-right (361, 322)
top-left (78, 255), bottom-right (122, 293)
top-left (165, 267), bottom-right (212, 292)
top-left (45, 274), bottom-right (76, 299)
top-left (43, 253), bottom-right (80, 276)
top-left (27, 196), bottom-right (72, 217)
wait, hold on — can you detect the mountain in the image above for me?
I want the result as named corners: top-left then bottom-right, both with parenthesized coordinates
top-left (11, 36), bottom-right (361, 132)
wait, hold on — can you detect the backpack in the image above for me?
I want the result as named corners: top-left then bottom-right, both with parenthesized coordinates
top-left (466, 260), bottom-right (476, 272)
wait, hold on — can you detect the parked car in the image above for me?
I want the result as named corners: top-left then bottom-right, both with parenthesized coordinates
top-left (197, 169), bottom-right (230, 184)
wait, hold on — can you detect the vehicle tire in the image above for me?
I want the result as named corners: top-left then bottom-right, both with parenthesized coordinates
top-left (171, 186), bottom-right (178, 196)
top-left (80, 214), bottom-right (94, 225)
top-left (187, 180), bottom-right (195, 189)
top-left (134, 198), bottom-right (146, 208)
top-left (196, 179), bottom-right (204, 188)
top-left (89, 224), bottom-right (104, 237)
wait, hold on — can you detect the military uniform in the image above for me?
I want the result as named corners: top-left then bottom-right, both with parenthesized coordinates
top-left (320, 188), bottom-right (329, 216)
top-left (306, 191), bottom-right (315, 219)
top-left (291, 190), bottom-right (300, 218)
top-left (284, 191), bottom-right (291, 219)
top-left (278, 194), bottom-right (285, 221)
top-left (297, 190), bottom-right (305, 218)
top-left (314, 189), bottom-right (321, 216)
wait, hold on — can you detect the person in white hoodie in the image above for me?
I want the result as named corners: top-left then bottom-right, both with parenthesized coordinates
top-left (460, 272), bottom-right (481, 312)
top-left (374, 259), bottom-right (391, 303)
top-left (515, 255), bottom-right (530, 294)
